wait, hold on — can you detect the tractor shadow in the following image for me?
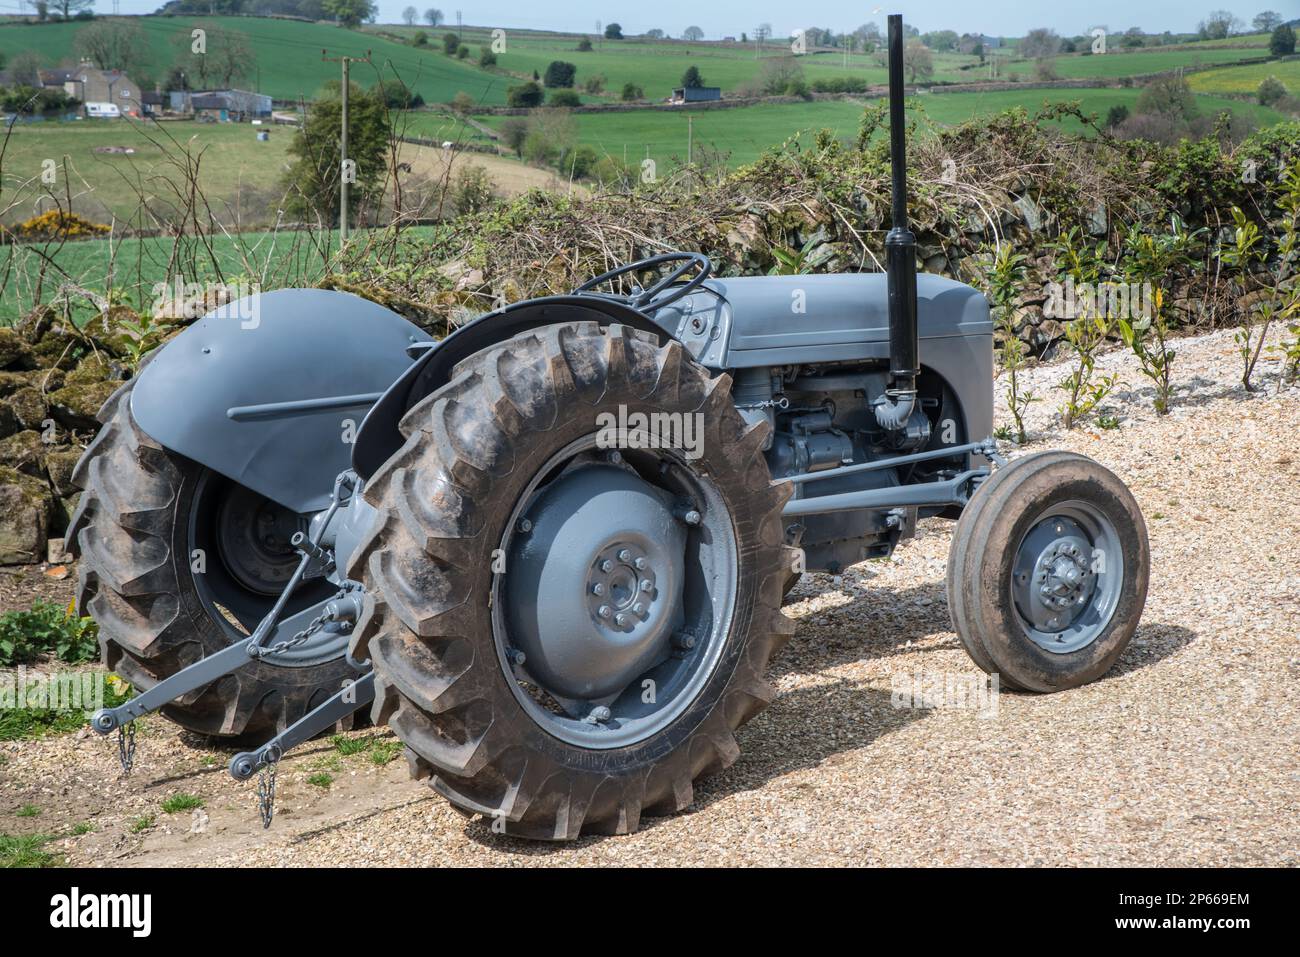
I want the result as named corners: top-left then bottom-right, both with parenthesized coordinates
top-left (460, 575), bottom-right (1196, 855)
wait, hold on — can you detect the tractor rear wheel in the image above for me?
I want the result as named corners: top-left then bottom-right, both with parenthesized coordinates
top-left (946, 450), bottom-right (1149, 692)
top-left (69, 382), bottom-right (357, 737)
top-left (350, 323), bottom-right (796, 839)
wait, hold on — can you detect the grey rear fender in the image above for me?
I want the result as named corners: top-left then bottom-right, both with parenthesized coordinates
top-left (131, 289), bottom-right (432, 513)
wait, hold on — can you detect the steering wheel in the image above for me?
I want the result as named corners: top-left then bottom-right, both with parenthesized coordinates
top-left (572, 252), bottom-right (711, 312)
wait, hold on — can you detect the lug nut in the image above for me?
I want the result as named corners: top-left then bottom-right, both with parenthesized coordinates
top-left (600, 559), bottom-right (614, 573)
top-left (633, 602), bottom-right (646, 615)
top-left (516, 518), bottom-right (533, 533)
top-left (683, 509), bottom-right (701, 526)
top-left (607, 451), bottom-right (623, 464)
top-left (639, 579), bottom-right (652, 592)
top-left (673, 631), bottom-right (696, 649)
top-left (614, 613), bottom-right (629, 627)
top-left (591, 582), bottom-right (605, 596)
top-left (598, 605), bottom-right (612, 618)
top-left (507, 648), bottom-right (527, 666)
top-left (634, 557), bottom-right (647, 570)
top-left (618, 549), bottom-right (632, 562)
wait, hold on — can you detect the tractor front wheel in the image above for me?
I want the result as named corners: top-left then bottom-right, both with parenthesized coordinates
top-left (946, 450), bottom-right (1149, 692)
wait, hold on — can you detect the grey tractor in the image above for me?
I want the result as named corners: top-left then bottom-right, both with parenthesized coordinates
top-left (69, 15), bottom-right (1148, 839)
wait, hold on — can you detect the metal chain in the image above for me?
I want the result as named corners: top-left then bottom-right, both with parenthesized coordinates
top-left (117, 722), bottom-right (136, 776)
top-left (250, 613), bottom-right (329, 660)
top-left (257, 761), bottom-right (277, 829)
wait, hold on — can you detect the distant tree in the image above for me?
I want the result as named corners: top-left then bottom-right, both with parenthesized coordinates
top-left (1105, 104), bottom-right (1130, 127)
top-left (283, 82), bottom-right (391, 226)
top-left (499, 116), bottom-right (530, 155)
top-left (1257, 76), bottom-right (1287, 105)
top-left (1136, 74), bottom-right (1197, 121)
top-left (620, 81), bottom-right (643, 101)
top-left (7, 50), bottom-right (43, 88)
top-left (75, 19), bottom-right (148, 75)
top-left (1270, 24), bottom-right (1296, 56)
top-left (35, 1), bottom-right (50, 22)
top-left (424, 8), bottom-right (442, 27)
top-left (683, 25), bottom-right (704, 42)
top-left (548, 88), bottom-right (581, 107)
top-left (1059, 38), bottom-right (1076, 53)
top-left (450, 90), bottom-right (476, 113)
top-left (1253, 11), bottom-right (1282, 32)
top-left (1033, 57), bottom-right (1060, 81)
top-left (582, 73), bottom-right (606, 93)
top-left (921, 30), bottom-right (958, 51)
top-left (52, 0), bottom-right (93, 18)
top-left (604, 23), bottom-right (622, 40)
top-left (902, 39), bottom-right (933, 83)
top-left (1122, 27), bottom-right (1146, 48)
top-left (506, 81), bottom-right (543, 107)
top-left (1198, 10), bottom-right (1240, 40)
top-left (681, 66), bottom-right (704, 88)
top-left (412, 31), bottom-right (428, 46)
top-left (577, 38), bottom-right (593, 52)
top-left (1021, 28), bottom-right (1060, 59)
top-left (758, 55), bottom-right (804, 94)
top-left (442, 32), bottom-right (459, 55)
top-left (645, 28), bottom-right (665, 39)
top-left (402, 5), bottom-right (416, 25)
top-left (543, 60), bottom-right (577, 88)
top-left (324, 0), bottom-right (376, 29)
top-left (456, 45), bottom-right (469, 59)
top-left (478, 46), bottom-right (497, 66)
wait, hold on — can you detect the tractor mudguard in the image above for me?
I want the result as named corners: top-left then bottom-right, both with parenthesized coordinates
top-left (352, 294), bottom-right (670, 480)
top-left (131, 289), bottom-right (433, 514)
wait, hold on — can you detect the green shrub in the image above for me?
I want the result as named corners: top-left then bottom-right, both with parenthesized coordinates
top-left (442, 32), bottom-right (459, 55)
top-left (478, 46), bottom-right (497, 67)
top-left (548, 89), bottom-right (582, 108)
top-left (506, 81), bottom-right (543, 108)
top-left (620, 82), bottom-right (644, 101)
top-left (0, 601), bottom-right (98, 666)
top-left (1258, 76), bottom-right (1287, 107)
top-left (543, 61), bottom-right (577, 89)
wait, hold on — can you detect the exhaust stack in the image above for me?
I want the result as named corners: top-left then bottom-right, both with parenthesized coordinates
top-left (873, 12), bottom-right (921, 431)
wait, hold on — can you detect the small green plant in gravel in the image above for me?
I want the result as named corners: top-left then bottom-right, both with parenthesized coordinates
top-left (160, 794), bottom-right (204, 814)
top-left (15, 804), bottom-right (40, 818)
top-left (0, 601), bottom-right (98, 666)
top-left (0, 833), bottom-right (61, 868)
top-left (1221, 206), bottom-right (1269, 391)
top-left (982, 243), bottom-right (1035, 443)
top-left (307, 772), bottom-right (334, 789)
top-left (1048, 228), bottom-right (1118, 429)
top-left (370, 740), bottom-right (404, 766)
top-left (129, 814), bottom-right (155, 833)
top-left (0, 674), bottom-right (132, 742)
top-left (331, 734), bottom-right (372, 756)
top-left (70, 822), bottom-right (94, 836)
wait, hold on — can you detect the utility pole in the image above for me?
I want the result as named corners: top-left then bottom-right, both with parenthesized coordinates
top-left (322, 49), bottom-right (371, 245)
top-left (686, 115), bottom-right (692, 165)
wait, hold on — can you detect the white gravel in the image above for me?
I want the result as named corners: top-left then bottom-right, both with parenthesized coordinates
top-left (2, 324), bottom-right (1297, 866)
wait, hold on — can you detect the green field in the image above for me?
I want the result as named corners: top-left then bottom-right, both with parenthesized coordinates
top-left (998, 46), bottom-right (1269, 79)
top-left (475, 88), bottom-right (1287, 170)
top-left (0, 119), bottom-right (292, 225)
top-left (0, 224), bottom-right (438, 322)
top-left (0, 16), bottom-right (506, 104)
top-left (1189, 58), bottom-right (1300, 95)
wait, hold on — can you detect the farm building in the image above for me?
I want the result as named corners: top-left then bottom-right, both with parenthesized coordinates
top-left (41, 65), bottom-right (144, 117)
top-left (669, 86), bottom-right (722, 104)
top-left (168, 89), bottom-right (273, 121)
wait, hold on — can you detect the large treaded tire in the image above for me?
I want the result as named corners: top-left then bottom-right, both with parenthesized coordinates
top-left (349, 322), bottom-right (798, 839)
top-left (946, 450), bottom-right (1149, 693)
top-left (68, 383), bottom-right (356, 737)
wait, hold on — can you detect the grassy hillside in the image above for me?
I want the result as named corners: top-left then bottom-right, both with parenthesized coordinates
top-left (0, 16), bottom-right (506, 104)
top-left (1188, 58), bottom-right (1300, 95)
top-left (474, 89), bottom-right (1286, 170)
top-left (0, 120), bottom-right (292, 225)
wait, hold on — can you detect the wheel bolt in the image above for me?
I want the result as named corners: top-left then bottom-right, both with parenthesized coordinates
top-left (607, 451), bottom-right (623, 465)
top-left (591, 582), bottom-right (605, 595)
top-left (600, 560), bottom-right (613, 573)
top-left (634, 557), bottom-right (647, 570)
top-left (633, 602), bottom-right (646, 615)
top-left (516, 518), bottom-right (533, 533)
top-left (674, 631), bottom-right (696, 649)
top-left (507, 648), bottom-right (527, 666)
top-left (683, 510), bottom-right (701, 526)
top-left (639, 579), bottom-right (652, 592)
top-left (598, 605), bottom-right (612, 618)
top-left (618, 549), bottom-right (632, 562)
top-left (614, 613), bottom-right (628, 627)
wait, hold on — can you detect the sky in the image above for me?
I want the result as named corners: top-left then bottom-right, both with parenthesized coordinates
top-left (31, 2), bottom-right (1299, 39)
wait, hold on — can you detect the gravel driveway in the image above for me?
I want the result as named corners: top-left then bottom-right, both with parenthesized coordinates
top-left (2, 325), bottom-right (1297, 866)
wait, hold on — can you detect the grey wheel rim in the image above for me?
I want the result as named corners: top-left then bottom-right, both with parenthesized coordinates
top-left (1010, 499), bottom-right (1123, 654)
top-left (491, 434), bottom-right (739, 749)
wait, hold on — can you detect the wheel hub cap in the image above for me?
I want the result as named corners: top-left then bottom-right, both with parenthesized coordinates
top-left (505, 465), bottom-right (686, 701)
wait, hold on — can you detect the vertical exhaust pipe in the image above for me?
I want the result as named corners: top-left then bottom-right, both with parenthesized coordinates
top-left (873, 12), bottom-right (920, 431)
